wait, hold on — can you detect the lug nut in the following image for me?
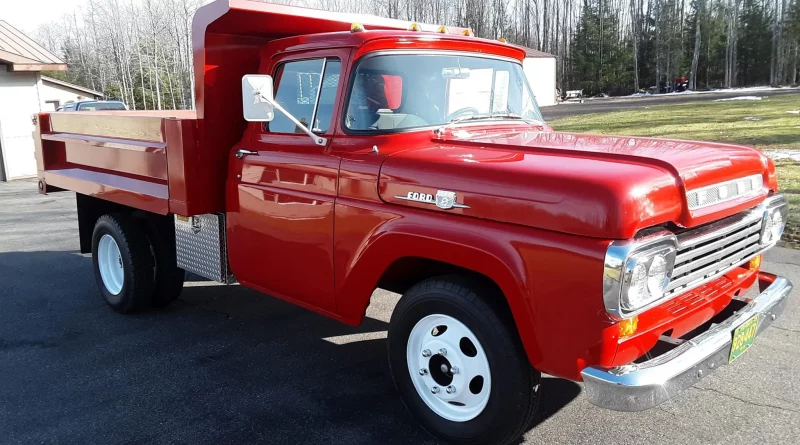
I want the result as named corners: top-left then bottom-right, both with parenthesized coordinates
top-left (422, 349), bottom-right (432, 357)
top-left (446, 385), bottom-right (456, 394)
top-left (431, 386), bottom-right (440, 394)
top-left (451, 366), bottom-right (459, 374)
top-left (438, 348), bottom-right (447, 356)
top-left (419, 368), bottom-right (428, 376)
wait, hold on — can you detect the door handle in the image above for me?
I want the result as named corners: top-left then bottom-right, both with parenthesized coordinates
top-left (236, 149), bottom-right (258, 159)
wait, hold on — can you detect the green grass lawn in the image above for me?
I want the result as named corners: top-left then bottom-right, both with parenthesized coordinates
top-left (549, 93), bottom-right (800, 247)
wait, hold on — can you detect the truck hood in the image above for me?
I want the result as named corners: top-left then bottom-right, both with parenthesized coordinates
top-left (377, 128), bottom-right (774, 239)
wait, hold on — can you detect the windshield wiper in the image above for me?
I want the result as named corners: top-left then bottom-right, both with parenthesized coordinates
top-left (448, 112), bottom-right (543, 125)
top-left (486, 112), bottom-right (547, 126)
top-left (437, 112), bottom-right (545, 137)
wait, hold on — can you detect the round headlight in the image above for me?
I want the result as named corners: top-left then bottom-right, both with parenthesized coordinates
top-left (647, 254), bottom-right (668, 297)
top-left (625, 262), bottom-right (648, 309)
top-left (761, 215), bottom-right (774, 244)
top-left (771, 211), bottom-right (783, 241)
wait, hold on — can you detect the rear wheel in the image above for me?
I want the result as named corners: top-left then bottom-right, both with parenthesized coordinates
top-left (388, 276), bottom-right (540, 445)
top-left (92, 214), bottom-right (155, 313)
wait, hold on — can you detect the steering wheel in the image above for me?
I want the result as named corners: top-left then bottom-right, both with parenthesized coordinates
top-left (444, 107), bottom-right (481, 122)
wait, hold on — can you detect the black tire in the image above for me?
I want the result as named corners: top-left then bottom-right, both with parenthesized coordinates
top-left (388, 276), bottom-right (540, 445)
top-left (91, 214), bottom-right (155, 313)
top-left (143, 220), bottom-right (185, 308)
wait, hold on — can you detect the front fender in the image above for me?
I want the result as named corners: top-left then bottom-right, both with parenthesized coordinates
top-left (333, 202), bottom-right (614, 378)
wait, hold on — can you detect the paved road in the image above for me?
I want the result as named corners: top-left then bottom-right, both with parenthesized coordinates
top-left (541, 88), bottom-right (800, 120)
top-left (1, 179), bottom-right (799, 445)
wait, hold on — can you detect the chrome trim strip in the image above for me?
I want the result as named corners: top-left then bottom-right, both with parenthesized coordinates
top-left (393, 194), bottom-right (471, 209)
top-left (686, 174), bottom-right (763, 211)
top-left (582, 273), bottom-right (792, 412)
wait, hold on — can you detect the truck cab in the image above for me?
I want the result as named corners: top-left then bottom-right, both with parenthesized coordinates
top-left (31, 1), bottom-right (792, 444)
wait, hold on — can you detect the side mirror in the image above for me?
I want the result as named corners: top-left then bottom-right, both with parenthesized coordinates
top-left (240, 74), bottom-right (327, 146)
top-left (242, 75), bottom-right (275, 122)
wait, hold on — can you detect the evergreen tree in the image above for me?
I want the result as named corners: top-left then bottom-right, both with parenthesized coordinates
top-left (737, 0), bottom-right (772, 85)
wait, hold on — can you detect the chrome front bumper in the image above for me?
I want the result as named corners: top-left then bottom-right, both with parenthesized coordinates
top-left (581, 272), bottom-right (792, 411)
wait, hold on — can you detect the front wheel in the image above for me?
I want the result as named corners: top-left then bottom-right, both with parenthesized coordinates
top-left (388, 277), bottom-right (540, 445)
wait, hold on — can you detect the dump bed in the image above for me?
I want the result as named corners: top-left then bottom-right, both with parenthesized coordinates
top-left (34, 0), bottom-right (467, 217)
top-left (34, 111), bottom-right (219, 216)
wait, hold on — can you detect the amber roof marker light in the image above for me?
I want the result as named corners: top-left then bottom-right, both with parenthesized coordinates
top-left (350, 22), bottom-right (365, 33)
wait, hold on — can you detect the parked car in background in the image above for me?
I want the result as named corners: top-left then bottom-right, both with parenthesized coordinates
top-left (56, 100), bottom-right (127, 111)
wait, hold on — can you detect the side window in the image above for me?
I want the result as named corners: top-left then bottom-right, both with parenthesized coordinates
top-left (267, 58), bottom-right (341, 134)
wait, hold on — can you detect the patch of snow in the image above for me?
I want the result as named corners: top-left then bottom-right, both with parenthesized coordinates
top-left (744, 116), bottom-right (763, 121)
top-left (623, 85), bottom-right (800, 98)
top-left (765, 150), bottom-right (800, 162)
top-left (715, 96), bottom-right (763, 102)
top-left (787, 110), bottom-right (800, 114)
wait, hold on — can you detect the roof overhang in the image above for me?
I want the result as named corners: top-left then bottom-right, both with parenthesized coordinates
top-left (521, 47), bottom-right (556, 59)
top-left (41, 76), bottom-right (103, 97)
top-left (0, 49), bottom-right (67, 71)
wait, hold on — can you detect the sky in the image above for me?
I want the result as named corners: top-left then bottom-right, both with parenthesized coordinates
top-left (1, 0), bottom-right (90, 33)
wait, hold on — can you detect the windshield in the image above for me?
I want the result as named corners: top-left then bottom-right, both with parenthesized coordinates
top-left (344, 53), bottom-right (543, 132)
top-left (78, 101), bottom-right (126, 111)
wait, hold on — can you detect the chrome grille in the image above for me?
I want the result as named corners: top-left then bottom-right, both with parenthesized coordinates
top-left (665, 209), bottom-right (763, 297)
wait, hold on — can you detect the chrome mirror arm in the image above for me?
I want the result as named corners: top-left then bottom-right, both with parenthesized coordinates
top-left (257, 92), bottom-right (327, 146)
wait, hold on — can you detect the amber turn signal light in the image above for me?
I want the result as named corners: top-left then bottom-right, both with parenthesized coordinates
top-left (619, 316), bottom-right (638, 339)
top-left (749, 254), bottom-right (762, 270)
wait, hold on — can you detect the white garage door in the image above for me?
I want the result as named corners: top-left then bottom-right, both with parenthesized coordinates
top-left (0, 67), bottom-right (40, 180)
top-left (0, 119), bottom-right (37, 180)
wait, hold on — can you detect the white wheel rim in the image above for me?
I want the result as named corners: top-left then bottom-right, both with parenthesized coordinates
top-left (406, 314), bottom-right (492, 422)
top-left (98, 234), bottom-right (124, 295)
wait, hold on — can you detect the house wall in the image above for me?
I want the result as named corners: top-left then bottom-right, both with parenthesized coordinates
top-left (40, 80), bottom-right (101, 110)
top-left (0, 65), bottom-right (42, 180)
top-left (523, 57), bottom-right (557, 107)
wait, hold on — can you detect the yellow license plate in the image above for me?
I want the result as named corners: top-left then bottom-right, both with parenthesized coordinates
top-left (729, 315), bottom-right (760, 363)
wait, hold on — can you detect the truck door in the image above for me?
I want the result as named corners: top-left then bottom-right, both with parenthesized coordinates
top-left (227, 54), bottom-right (344, 314)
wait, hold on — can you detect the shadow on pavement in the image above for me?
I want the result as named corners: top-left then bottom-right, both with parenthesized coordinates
top-left (0, 250), bottom-right (580, 444)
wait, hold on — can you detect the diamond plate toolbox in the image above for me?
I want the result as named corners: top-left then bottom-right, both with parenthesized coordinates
top-left (175, 213), bottom-right (234, 283)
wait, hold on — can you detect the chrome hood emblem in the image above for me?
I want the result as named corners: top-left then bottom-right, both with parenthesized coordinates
top-left (395, 190), bottom-right (470, 210)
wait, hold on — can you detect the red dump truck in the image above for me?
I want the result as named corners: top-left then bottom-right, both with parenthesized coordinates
top-left (32, 1), bottom-right (792, 444)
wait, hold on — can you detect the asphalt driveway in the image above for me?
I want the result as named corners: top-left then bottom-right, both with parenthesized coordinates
top-left (1, 179), bottom-right (799, 444)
